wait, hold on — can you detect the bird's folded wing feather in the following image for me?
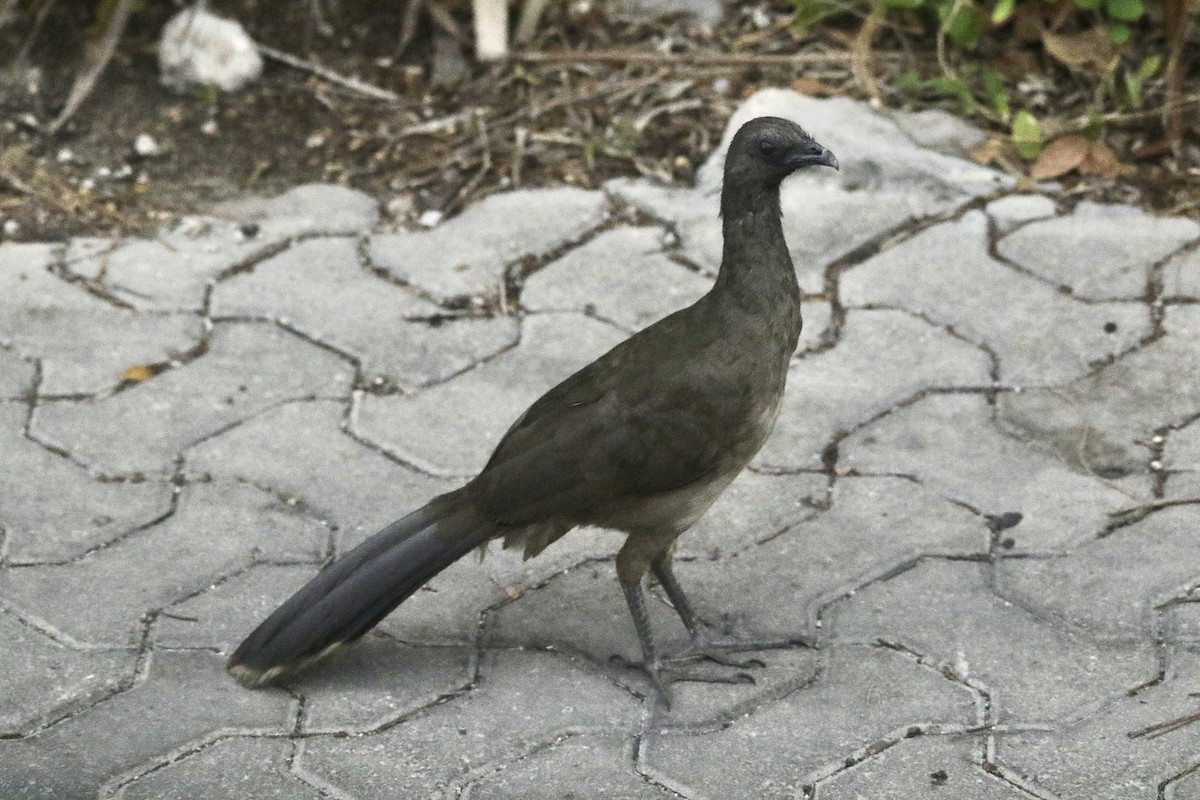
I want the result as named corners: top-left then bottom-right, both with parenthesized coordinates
top-left (472, 323), bottom-right (749, 525)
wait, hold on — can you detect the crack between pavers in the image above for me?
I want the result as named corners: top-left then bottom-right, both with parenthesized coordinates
top-left (3, 477), bottom-right (182, 568)
top-left (99, 702), bottom-right (310, 800)
top-left (504, 200), bottom-right (658, 306)
top-left (22, 315), bottom-right (212, 409)
top-left (985, 210), bottom-right (1190, 314)
top-left (3, 610), bottom-right (157, 739)
top-left (984, 390), bottom-right (1156, 501)
top-left (986, 570), bottom-right (1165, 668)
top-left (1160, 761), bottom-right (1200, 800)
top-left (984, 756), bottom-right (1066, 800)
top-left (818, 193), bottom-right (1002, 356)
top-left (841, 303), bottom-right (1007, 389)
top-left (342, 389), bottom-right (468, 480)
top-left (756, 383), bottom-right (1000, 480)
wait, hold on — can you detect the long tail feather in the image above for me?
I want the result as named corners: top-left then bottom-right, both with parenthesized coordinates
top-left (227, 489), bottom-right (493, 687)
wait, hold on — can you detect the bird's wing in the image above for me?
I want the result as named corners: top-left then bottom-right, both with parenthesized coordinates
top-left (471, 324), bottom-right (751, 525)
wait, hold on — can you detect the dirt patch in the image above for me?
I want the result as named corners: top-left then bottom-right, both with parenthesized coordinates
top-left (0, 1), bottom-right (1196, 243)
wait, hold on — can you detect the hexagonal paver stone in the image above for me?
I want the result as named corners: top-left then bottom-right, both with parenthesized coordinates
top-left (841, 212), bottom-right (1149, 387)
top-left (32, 321), bottom-right (354, 477)
top-left (997, 651), bottom-right (1200, 800)
top-left (641, 646), bottom-right (976, 800)
top-left (211, 237), bottom-right (519, 387)
top-left (827, 559), bottom-right (1154, 724)
top-left (840, 393), bottom-right (1143, 551)
top-left (186, 400), bottom-right (454, 537)
top-left (756, 309), bottom-right (991, 471)
top-left (0, 243), bottom-right (203, 395)
top-left (997, 305), bottom-right (1200, 476)
top-left (1164, 419), bottom-right (1200, 499)
top-left (815, 736), bottom-right (1028, 800)
top-left (367, 187), bottom-right (608, 302)
top-left (293, 650), bottom-right (642, 799)
top-left (211, 183), bottom-right (380, 237)
top-left (996, 201), bottom-right (1199, 301)
top-left (117, 737), bottom-right (321, 800)
top-left (354, 312), bottom-right (625, 477)
top-left (0, 404), bottom-right (174, 563)
top-left (0, 607), bottom-right (132, 736)
top-left (0, 650), bottom-right (293, 800)
top-left (995, 506), bottom-right (1200, 643)
top-left (0, 348), bottom-right (34, 399)
top-left (296, 638), bottom-right (473, 733)
top-left (462, 734), bottom-right (676, 800)
top-left (673, 477), bottom-right (984, 642)
top-left (1163, 246), bottom-right (1200, 299)
top-left (521, 226), bottom-right (710, 331)
top-left (675, 469), bottom-right (829, 559)
top-left (985, 193), bottom-right (1056, 234)
top-left (890, 107), bottom-right (989, 155)
top-left (65, 183), bottom-right (380, 312)
top-left (0, 482), bottom-right (328, 647)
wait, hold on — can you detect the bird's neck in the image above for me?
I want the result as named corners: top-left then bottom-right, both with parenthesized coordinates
top-left (715, 188), bottom-right (799, 307)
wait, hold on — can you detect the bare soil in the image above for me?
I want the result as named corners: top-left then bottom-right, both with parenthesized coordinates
top-left (0, 0), bottom-right (1196, 243)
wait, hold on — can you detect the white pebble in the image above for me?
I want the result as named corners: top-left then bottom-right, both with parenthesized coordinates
top-left (2, 219), bottom-right (19, 237)
top-left (134, 133), bottom-right (160, 157)
top-left (418, 209), bottom-right (444, 228)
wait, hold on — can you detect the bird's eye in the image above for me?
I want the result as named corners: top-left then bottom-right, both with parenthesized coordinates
top-left (759, 139), bottom-right (777, 157)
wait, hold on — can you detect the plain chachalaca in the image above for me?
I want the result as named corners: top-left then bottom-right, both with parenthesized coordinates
top-left (227, 116), bottom-right (838, 698)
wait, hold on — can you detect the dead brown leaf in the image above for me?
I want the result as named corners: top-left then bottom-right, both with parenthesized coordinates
top-left (1031, 136), bottom-right (1123, 180)
top-left (1041, 27), bottom-right (1118, 73)
top-left (120, 364), bottom-right (155, 382)
top-left (791, 77), bottom-right (842, 97)
top-left (1031, 135), bottom-right (1089, 179)
top-left (1080, 138), bottom-right (1121, 179)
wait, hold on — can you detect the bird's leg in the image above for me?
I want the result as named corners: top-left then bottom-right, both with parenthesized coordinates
top-left (620, 575), bottom-right (752, 706)
top-left (651, 554), bottom-right (765, 670)
top-left (615, 542), bottom-right (754, 705)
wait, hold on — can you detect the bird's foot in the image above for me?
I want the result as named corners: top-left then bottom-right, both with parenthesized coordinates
top-left (670, 639), bottom-right (768, 670)
top-left (610, 653), bottom-right (758, 708)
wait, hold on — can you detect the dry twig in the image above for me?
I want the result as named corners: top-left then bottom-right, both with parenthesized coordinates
top-left (257, 44), bottom-right (401, 102)
top-left (48, 0), bottom-right (134, 133)
top-left (513, 49), bottom-right (883, 67)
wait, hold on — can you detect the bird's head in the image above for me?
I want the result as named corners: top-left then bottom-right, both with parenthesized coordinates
top-left (723, 116), bottom-right (839, 192)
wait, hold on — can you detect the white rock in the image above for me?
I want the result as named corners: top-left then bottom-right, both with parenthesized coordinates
top-left (418, 209), bottom-right (444, 228)
top-left (133, 133), bottom-right (160, 157)
top-left (2, 219), bottom-right (19, 238)
top-left (159, 6), bottom-right (263, 93)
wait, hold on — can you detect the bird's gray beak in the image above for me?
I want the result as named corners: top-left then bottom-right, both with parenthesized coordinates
top-left (785, 141), bottom-right (839, 171)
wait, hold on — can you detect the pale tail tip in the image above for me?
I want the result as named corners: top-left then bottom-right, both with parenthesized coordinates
top-left (227, 660), bottom-right (284, 689)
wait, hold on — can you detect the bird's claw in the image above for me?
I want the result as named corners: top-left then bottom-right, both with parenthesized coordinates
top-left (611, 651), bottom-right (760, 708)
top-left (671, 643), bottom-right (767, 671)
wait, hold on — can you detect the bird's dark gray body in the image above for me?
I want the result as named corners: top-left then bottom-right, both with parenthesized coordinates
top-left (228, 116), bottom-right (838, 695)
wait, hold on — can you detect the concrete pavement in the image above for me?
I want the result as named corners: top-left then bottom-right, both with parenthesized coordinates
top-left (2, 89), bottom-right (1199, 799)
